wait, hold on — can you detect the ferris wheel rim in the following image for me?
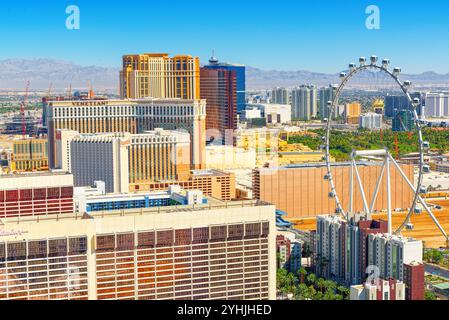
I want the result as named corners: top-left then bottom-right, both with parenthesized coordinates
top-left (323, 61), bottom-right (425, 235)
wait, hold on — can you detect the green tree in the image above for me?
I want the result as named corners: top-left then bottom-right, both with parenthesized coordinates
top-left (316, 278), bottom-right (326, 293)
top-left (425, 290), bottom-right (437, 300)
top-left (306, 273), bottom-right (317, 287)
top-left (298, 267), bottom-right (307, 284)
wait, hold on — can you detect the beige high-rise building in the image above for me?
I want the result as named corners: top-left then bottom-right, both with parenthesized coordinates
top-left (120, 53), bottom-right (200, 100)
top-left (0, 199), bottom-right (276, 300)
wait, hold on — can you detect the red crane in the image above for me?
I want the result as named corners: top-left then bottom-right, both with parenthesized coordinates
top-left (394, 133), bottom-right (399, 160)
top-left (21, 81), bottom-right (30, 139)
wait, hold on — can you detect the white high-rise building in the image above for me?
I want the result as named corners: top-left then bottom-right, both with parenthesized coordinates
top-left (70, 133), bottom-right (131, 193)
top-left (271, 87), bottom-right (289, 105)
top-left (424, 93), bottom-right (449, 118)
top-left (350, 279), bottom-right (405, 300)
top-left (319, 85), bottom-right (337, 119)
top-left (291, 85), bottom-right (317, 120)
top-left (359, 113), bottom-right (382, 130)
top-left (367, 233), bottom-right (423, 281)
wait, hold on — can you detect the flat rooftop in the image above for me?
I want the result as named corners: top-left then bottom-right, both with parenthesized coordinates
top-left (0, 199), bottom-right (273, 225)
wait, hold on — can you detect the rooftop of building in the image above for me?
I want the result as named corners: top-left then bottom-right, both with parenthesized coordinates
top-left (47, 98), bottom-right (206, 106)
top-left (257, 161), bottom-right (396, 170)
top-left (0, 170), bottom-right (71, 179)
top-left (191, 169), bottom-right (233, 177)
top-left (0, 199), bottom-right (273, 225)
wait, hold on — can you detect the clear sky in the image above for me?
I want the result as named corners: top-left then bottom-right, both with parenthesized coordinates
top-left (0, 0), bottom-right (448, 73)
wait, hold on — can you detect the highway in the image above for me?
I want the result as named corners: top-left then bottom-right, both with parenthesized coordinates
top-left (425, 263), bottom-right (449, 279)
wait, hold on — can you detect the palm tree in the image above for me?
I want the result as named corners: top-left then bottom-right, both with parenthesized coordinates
top-left (306, 273), bottom-right (317, 287)
top-left (295, 283), bottom-right (309, 300)
top-left (298, 267), bottom-right (307, 284)
top-left (337, 285), bottom-right (349, 298)
top-left (316, 278), bottom-right (326, 293)
top-left (324, 279), bottom-right (337, 293)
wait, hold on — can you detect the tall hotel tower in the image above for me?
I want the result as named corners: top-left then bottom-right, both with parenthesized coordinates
top-left (119, 53), bottom-right (200, 100)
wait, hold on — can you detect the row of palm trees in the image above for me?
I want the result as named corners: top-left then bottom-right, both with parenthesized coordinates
top-left (277, 267), bottom-right (350, 300)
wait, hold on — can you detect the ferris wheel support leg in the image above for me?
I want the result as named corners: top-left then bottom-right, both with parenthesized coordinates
top-left (369, 158), bottom-right (387, 215)
top-left (349, 159), bottom-right (354, 216)
top-left (352, 159), bottom-right (370, 217)
top-left (386, 155), bottom-right (393, 235)
top-left (389, 154), bottom-right (449, 243)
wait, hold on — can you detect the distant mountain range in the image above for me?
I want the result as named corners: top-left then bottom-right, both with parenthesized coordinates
top-left (0, 59), bottom-right (119, 91)
top-left (1, 58), bottom-right (449, 92)
top-left (246, 66), bottom-right (449, 90)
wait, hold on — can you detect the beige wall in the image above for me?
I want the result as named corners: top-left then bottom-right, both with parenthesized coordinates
top-left (254, 163), bottom-right (414, 219)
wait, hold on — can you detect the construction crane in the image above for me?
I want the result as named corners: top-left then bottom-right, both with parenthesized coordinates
top-left (87, 80), bottom-right (94, 99)
top-left (47, 82), bottom-right (53, 97)
top-left (21, 81), bottom-right (30, 139)
top-left (394, 133), bottom-right (399, 160)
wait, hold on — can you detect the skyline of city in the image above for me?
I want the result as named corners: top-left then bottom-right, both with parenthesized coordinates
top-left (2, 0), bottom-right (449, 304)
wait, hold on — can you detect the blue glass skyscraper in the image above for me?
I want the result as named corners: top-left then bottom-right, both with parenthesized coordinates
top-left (203, 55), bottom-right (246, 114)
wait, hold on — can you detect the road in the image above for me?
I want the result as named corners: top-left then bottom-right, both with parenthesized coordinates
top-left (425, 263), bottom-right (449, 279)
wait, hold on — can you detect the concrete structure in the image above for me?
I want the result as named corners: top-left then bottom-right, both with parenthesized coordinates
top-left (318, 85), bottom-right (337, 119)
top-left (344, 102), bottom-right (362, 121)
top-left (47, 98), bottom-right (206, 170)
top-left (246, 103), bottom-right (291, 125)
top-left (243, 107), bottom-right (262, 120)
top-left (367, 233), bottom-right (423, 282)
top-left (57, 129), bottom-right (192, 194)
top-left (130, 169), bottom-right (237, 201)
top-left (315, 214), bottom-right (424, 296)
top-left (291, 85), bottom-right (317, 120)
top-left (403, 262), bottom-right (425, 300)
top-left (253, 162), bottom-right (414, 219)
top-left (120, 53), bottom-right (200, 100)
top-left (0, 199), bottom-right (276, 300)
top-left (350, 279), bottom-right (405, 300)
top-left (384, 92), bottom-right (422, 118)
top-left (205, 145), bottom-right (256, 170)
top-left (70, 133), bottom-right (130, 194)
top-left (74, 184), bottom-right (206, 213)
top-left (372, 99), bottom-right (384, 115)
top-left (0, 172), bottom-right (74, 218)
top-left (276, 233), bottom-right (302, 273)
top-left (359, 113), bottom-right (382, 130)
top-left (0, 136), bottom-right (48, 172)
top-left (203, 56), bottom-right (246, 114)
top-left (200, 67), bottom-right (237, 143)
top-left (424, 93), bottom-right (449, 118)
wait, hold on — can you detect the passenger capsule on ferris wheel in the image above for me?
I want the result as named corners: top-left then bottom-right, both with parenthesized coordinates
top-left (393, 67), bottom-right (401, 77)
top-left (370, 55), bottom-right (378, 65)
top-left (382, 59), bottom-right (390, 68)
top-left (359, 57), bottom-right (366, 66)
top-left (349, 63), bottom-right (356, 71)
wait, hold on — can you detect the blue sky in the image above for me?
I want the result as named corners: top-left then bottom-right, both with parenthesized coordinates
top-left (0, 0), bottom-right (448, 73)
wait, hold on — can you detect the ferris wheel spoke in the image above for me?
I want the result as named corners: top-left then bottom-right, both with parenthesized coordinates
top-left (352, 158), bottom-right (370, 216)
top-left (369, 157), bottom-right (387, 214)
top-left (388, 154), bottom-right (449, 241)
